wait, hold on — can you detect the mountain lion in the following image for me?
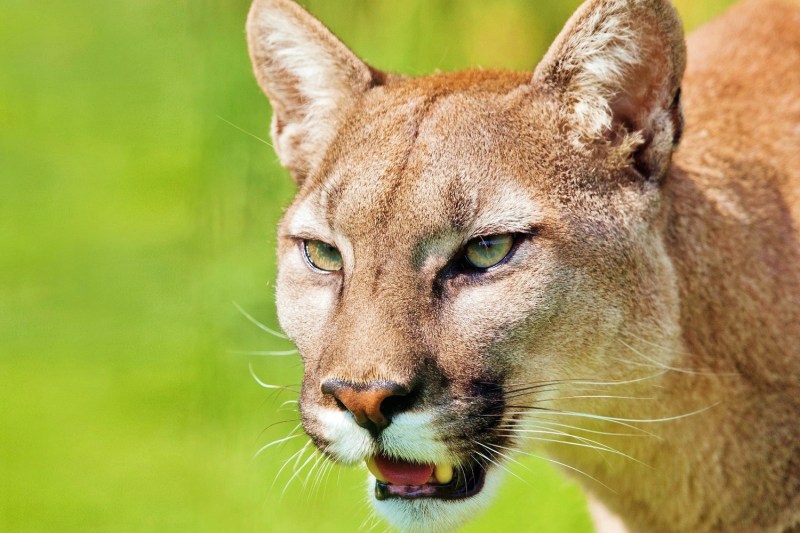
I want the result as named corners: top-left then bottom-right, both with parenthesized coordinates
top-left (246, 0), bottom-right (800, 531)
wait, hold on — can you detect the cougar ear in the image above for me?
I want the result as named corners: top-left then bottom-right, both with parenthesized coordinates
top-left (246, 0), bottom-right (380, 184)
top-left (533, 0), bottom-right (686, 180)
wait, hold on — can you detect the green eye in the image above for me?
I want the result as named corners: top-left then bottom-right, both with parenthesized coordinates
top-left (464, 234), bottom-right (515, 269)
top-left (303, 240), bottom-right (343, 272)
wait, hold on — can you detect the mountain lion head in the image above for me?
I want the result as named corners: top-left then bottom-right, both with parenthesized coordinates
top-left (247, 0), bottom-right (689, 530)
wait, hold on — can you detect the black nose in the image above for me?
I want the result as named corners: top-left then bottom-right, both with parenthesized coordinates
top-left (321, 379), bottom-right (413, 434)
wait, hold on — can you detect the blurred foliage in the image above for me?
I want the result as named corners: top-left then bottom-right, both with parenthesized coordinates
top-left (0, 0), bottom-right (736, 531)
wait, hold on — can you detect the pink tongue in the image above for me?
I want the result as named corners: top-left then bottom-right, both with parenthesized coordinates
top-left (374, 454), bottom-right (434, 486)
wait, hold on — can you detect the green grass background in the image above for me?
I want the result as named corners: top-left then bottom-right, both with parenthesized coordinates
top-left (1, 0), bottom-right (737, 531)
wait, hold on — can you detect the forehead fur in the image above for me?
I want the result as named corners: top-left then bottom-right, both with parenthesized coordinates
top-left (290, 70), bottom-right (638, 250)
top-left (295, 72), bottom-right (571, 240)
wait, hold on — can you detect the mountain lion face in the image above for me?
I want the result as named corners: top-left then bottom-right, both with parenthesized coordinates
top-left (248, 0), bottom-right (685, 529)
top-left (273, 74), bottom-right (680, 527)
top-left (246, 0), bottom-right (800, 531)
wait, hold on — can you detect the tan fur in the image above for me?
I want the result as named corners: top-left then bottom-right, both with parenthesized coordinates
top-left (246, 0), bottom-right (800, 531)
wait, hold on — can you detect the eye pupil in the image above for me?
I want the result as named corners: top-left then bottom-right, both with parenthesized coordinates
top-left (303, 240), bottom-right (343, 272)
top-left (464, 234), bottom-right (514, 269)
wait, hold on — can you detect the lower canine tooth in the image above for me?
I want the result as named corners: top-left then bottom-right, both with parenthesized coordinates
top-left (434, 463), bottom-right (453, 484)
top-left (365, 457), bottom-right (387, 483)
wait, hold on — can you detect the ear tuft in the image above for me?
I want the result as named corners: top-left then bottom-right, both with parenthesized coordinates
top-left (534, 0), bottom-right (686, 179)
top-left (247, 0), bottom-right (379, 184)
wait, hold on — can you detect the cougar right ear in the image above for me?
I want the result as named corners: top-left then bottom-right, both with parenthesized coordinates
top-left (246, 0), bottom-right (381, 185)
top-left (533, 0), bottom-right (686, 180)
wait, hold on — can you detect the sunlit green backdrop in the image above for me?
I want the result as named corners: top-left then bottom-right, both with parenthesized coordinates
top-left (1, 0), bottom-right (736, 530)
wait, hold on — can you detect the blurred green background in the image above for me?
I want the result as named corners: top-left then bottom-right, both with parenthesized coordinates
top-left (0, 0), bottom-right (737, 531)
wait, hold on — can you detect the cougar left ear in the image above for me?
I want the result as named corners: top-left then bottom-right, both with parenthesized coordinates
top-left (247, 0), bottom-right (382, 185)
top-left (533, 0), bottom-right (686, 180)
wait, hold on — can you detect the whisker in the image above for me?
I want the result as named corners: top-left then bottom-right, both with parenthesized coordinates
top-left (506, 390), bottom-right (657, 403)
top-left (314, 459), bottom-right (335, 501)
top-left (272, 440), bottom-right (312, 490)
top-left (498, 428), bottom-right (651, 468)
top-left (490, 442), bottom-right (617, 493)
top-left (615, 338), bottom-right (733, 376)
top-left (507, 403), bottom-right (719, 425)
top-left (499, 430), bottom-right (612, 467)
top-left (359, 508), bottom-right (382, 533)
top-left (259, 418), bottom-right (302, 436)
top-left (514, 394), bottom-right (657, 403)
top-left (301, 451), bottom-right (327, 493)
top-left (291, 440), bottom-right (315, 471)
top-left (609, 356), bottom-right (682, 372)
top-left (505, 371), bottom-right (668, 396)
top-left (234, 301), bottom-right (289, 340)
top-left (249, 361), bottom-right (300, 393)
top-left (499, 424), bottom-right (622, 454)
top-left (229, 349), bottom-right (299, 357)
top-left (457, 461), bottom-right (470, 499)
top-left (461, 384), bottom-right (660, 407)
top-left (503, 387), bottom-right (570, 400)
top-left (508, 418), bottom-right (655, 438)
top-left (216, 115), bottom-right (274, 147)
top-left (478, 441), bottom-right (538, 480)
top-left (504, 379), bottom-right (600, 396)
top-left (503, 408), bottom-right (662, 437)
top-left (254, 426), bottom-right (304, 459)
top-left (282, 448), bottom-right (321, 497)
top-left (472, 443), bottom-right (528, 485)
top-left (358, 478), bottom-right (387, 533)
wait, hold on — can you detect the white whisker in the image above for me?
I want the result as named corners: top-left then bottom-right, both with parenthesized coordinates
top-left (249, 361), bottom-right (299, 393)
top-left (272, 440), bottom-right (312, 490)
top-left (233, 301), bottom-right (289, 340)
top-left (506, 372), bottom-right (662, 388)
top-left (229, 349), bottom-right (299, 357)
top-left (510, 418), bottom-right (655, 438)
top-left (301, 451), bottom-right (327, 492)
top-left (518, 394), bottom-right (657, 403)
top-left (359, 509), bottom-right (382, 533)
top-left (472, 443), bottom-right (528, 485)
top-left (217, 115), bottom-right (274, 147)
top-left (278, 399), bottom-right (299, 412)
top-left (617, 338), bottom-right (736, 376)
top-left (509, 408), bottom-right (662, 437)
top-left (314, 458), bottom-right (335, 500)
top-left (499, 427), bottom-right (651, 468)
top-left (478, 441), bottom-right (537, 481)
top-left (505, 371), bottom-right (669, 396)
top-left (282, 448), bottom-right (320, 497)
top-left (491, 442), bottom-right (617, 493)
top-left (500, 424), bottom-right (622, 454)
top-left (254, 434), bottom-right (305, 459)
top-left (511, 403), bottom-right (719, 427)
top-left (499, 427), bottom-right (612, 466)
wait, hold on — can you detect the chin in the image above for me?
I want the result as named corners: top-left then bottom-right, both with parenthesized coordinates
top-left (370, 468), bottom-right (504, 533)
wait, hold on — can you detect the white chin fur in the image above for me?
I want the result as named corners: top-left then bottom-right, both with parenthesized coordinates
top-left (369, 468), bottom-right (503, 533)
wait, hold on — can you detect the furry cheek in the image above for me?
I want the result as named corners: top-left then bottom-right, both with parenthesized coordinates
top-left (275, 261), bottom-right (337, 352)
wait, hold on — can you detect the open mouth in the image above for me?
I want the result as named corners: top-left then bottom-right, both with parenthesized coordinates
top-left (367, 453), bottom-right (487, 501)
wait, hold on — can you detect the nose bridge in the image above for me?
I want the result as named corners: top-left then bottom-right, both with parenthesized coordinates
top-left (314, 233), bottom-right (443, 433)
top-left (325, 264), bottom-right (423, 381)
